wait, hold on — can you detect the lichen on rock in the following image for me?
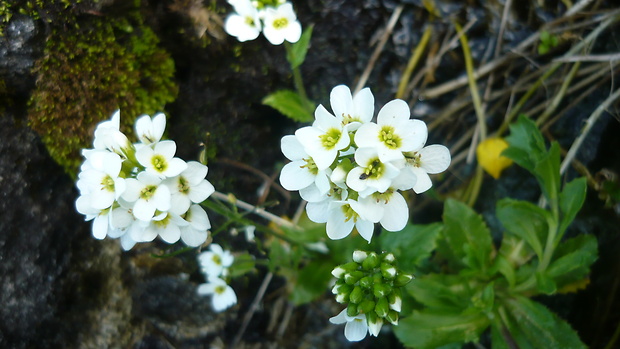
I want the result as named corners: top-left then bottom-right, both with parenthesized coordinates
top-left (27, 8), bottom-right (178, 176)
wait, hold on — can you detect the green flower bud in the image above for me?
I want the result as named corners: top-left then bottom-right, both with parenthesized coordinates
top-left (352, 250), bottom-right (368, 263)
top-left (359, 299), bottom-right (376, 314)
top-left (394, 272), bottom-right (414, 287)
top-left (375, 296), bottom-right (389, 318)
top-left (386, 309), bottom-right (399, 325)
top-left (345, 270), bottom-right (365, 285)
top-left (362, 252), bottom-right (380, 270)
top-left (333, 283), bottom-right (352, 297)
top-left (380, 262), bottom-right (397, 279)
top-left (388, 290), bottom-right (402, 312)
top-left (332, 266), bottom-right (346, 278)
top-left (335, 292), bottom-right (349, 304)
top-left (331, 280), bottom-right (345, 294)
top-left (373, 282), bottom-right (391, 299)
top-left (349, 286), bottom-right (363, 304)
top-left (367, 312), bottom-right (384, 337)
top-left (359, 276), bottom-right (373, 289)
top-left (346, 302), bottom-right (359, 317)
top-left (382, 252), bottom-right (395, 263)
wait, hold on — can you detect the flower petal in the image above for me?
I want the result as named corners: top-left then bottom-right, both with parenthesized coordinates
top-left (380, 192), bottom-right (409, 232)
top-left (421, 144), bottom-right (451, 174)
top-left (330, 85), bottom-right (353, 120)
top-left (344, 317), bottom-right (368, 342)
top-left (377, 99), bottom-right (410, 126)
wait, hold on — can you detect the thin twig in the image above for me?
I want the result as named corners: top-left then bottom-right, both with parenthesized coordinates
top-left (354, 4), bottom-right (404, 94)
top-left (230, 272), bottom-right (274, 348)
top-left (560, 87), bottom-right (620, 175)
top-left (211, 191), bottom-right (296, 229)
top-left (554, 52), bottom-right (620, 62)
top-left (566, 0), bottom-right (596, 16)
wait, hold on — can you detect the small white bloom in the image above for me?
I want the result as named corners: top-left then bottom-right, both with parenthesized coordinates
top-left (244, 225), bottom-right (256, 242)
top-left (330, 85), bottom-right (374, 131)
top-left (93, 110), bottom-right (132, 158)
top-left (345, 147), bottom-right (400, 197)
top-left (198, 243), bottom-right (234, 278)
top-left (367, 316), bottom-right (383, 337)
top-left (197, 277), bottom-right (238, 312)
top-left (135, 113), bottom-right (166, 145)
top-left (122, 171), bottom-right (171, 222)
top-left (279, 135), bottom-right (331, 200)
top-left (136, 140), bottom-right (188, 179)
top-left (296, 105), bottom-right (350, 170)
top-left (179, 204), bottom-right (211, 247)
top-left (166, 161), bottom-right (215, 215)
top-left (329, 309), bottom-right (368, 342)
top-left (326, 199), bottom-right (380, 243)
top-left (225, 0), bottom-right (262, 42)
top-left (355, 99), bottom-right (428, 163)
top-left (400, 144), bottom-right (451, 194)
top-left (262, 2), bottom-right (302, 45)
top-left (358, 190), bottom-right (409, 232)
top-left (138, 211), bottom-right (187, 244)
top-left (76, 151), bottom-right (126, 210)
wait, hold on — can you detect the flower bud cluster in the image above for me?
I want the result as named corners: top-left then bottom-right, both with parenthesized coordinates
top-left (279, 85), bottom-right (451, 243)
top-left (75, 110), bottom-right (215, 250)
top-left (329, 250), bottom-right (414, 342)
top-left (224, 0), bottom-right (301, 45)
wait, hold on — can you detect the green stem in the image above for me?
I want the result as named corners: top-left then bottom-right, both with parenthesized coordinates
top-left (536, 62), bottom-right (581, 126)
top-left (396, 26), bottom-right (432, 99)
top-left (285, 42), bottom-right (308, 101)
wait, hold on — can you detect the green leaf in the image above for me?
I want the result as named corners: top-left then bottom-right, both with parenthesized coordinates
top-left (559, 177), bottom-right (587, 235)
top-left (379, 223), bottom-right (442, 273)
top-left (286, 25), bottom-right (314, 69)
top-left (289, 259), bottom-right (333, 305)
top-left (496, 199), bottom-right (550, 260)
top-left (440, 199), bottom-right (494, 272)
top-left (394, 310), bottom-right (490, 349)
top-left (535, 270), bottom-right (557, 294)
top-left (503, 115), bottom-right (546, 173)
top-left (533, 142), bottom-right (561, 205)
top-left (407, 273), bottom-right (476, 312)
top-left (262, 89), bottom-right (314, 123)
top-left (547, 234), bottom-right (597, 288)
top-left (502, 296), bottom-right (587, 349)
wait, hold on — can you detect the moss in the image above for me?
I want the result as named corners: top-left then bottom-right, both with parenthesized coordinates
top-left (27, 10), bottom-right (178, 176)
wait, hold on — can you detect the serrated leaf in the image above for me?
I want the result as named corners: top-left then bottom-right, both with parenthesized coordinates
top-left (440, 199), bottom-right (494, 272)
top-left (504, 115), bottom-right (546, 172)
top-left (496, 199), bottom-right (550, 260)
top-left (502, 296), bottom-right (587, 349)
top-left (407, 273), bottom-right (475, 312)
top-left (559, 177), bottom-right (587, 235)
top-left (547, 234), bottom-right (597, 288)
top-left (286, 25), bottom-right (313, 69)
top-left (533, 142), bottom-right (561, 205)
top-left (263, 89), bottom-right (314, 123)
top-left (379, 223), bottom-right (442, 273)
top-left (394, 310), bottom-right (490, 349)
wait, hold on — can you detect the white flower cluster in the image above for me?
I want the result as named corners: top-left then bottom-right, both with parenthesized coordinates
top-left (197, 244), bottom-right (238, 312)
top-left (224, 0), bottom-right (301, 45)
top-left (279, 85), bottom-right (451, 242)
top-left (75, 110), bottom-right (215, 250)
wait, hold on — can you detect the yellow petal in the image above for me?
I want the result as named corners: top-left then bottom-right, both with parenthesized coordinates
top-left (476, 138), bottom-right (514, 179)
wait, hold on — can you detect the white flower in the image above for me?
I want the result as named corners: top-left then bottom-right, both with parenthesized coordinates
top-left (138, 211), bottom-right (187, 244)
top-left (355, 99), bottom-right (428, 163)
top-left (400, 144), bottom-right (451, 194)
top-left (76, 151), bottom-right (126, 210)
top-left (179, 204), bottom-right (211, 247)
top-left (135, 113), bottom-right (166, 145)
top-left (329, 309), bottom-right (368, 342)
top-left (330, 85), bottom-right (374, 131)
top-left (358, 190), bottom-right (409, 232)
top-left (166, 161), bottom-right (215, 215)
top-left (122, 171), bottom-right (171, 222)
top-left (197, 277), bottom-right (238, 312)
top-left (225, 0), bottom-right (262, 42)
top-left (262, 2), bottom-right (302, 45)
top-left (326, 199), bottom-right (380, 243)
top-left (136, 140), bottom-right (188, 179)
top-left (279, 135), bottom-right (331, 200)
top-left (198, 243), bottom-right (234, 278)
top-left (93, 110), bottom-right (132, 158)
top-left (244, 225), bottom-right (256, 242)
top-left (345, 147), bottom-right (400, 197)
top-left (296, 105), bottom-right (350, 170)
top-left (305, 185), bottom-right (347, 223)
top-left (367, 316), bottom-right (383, 337)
